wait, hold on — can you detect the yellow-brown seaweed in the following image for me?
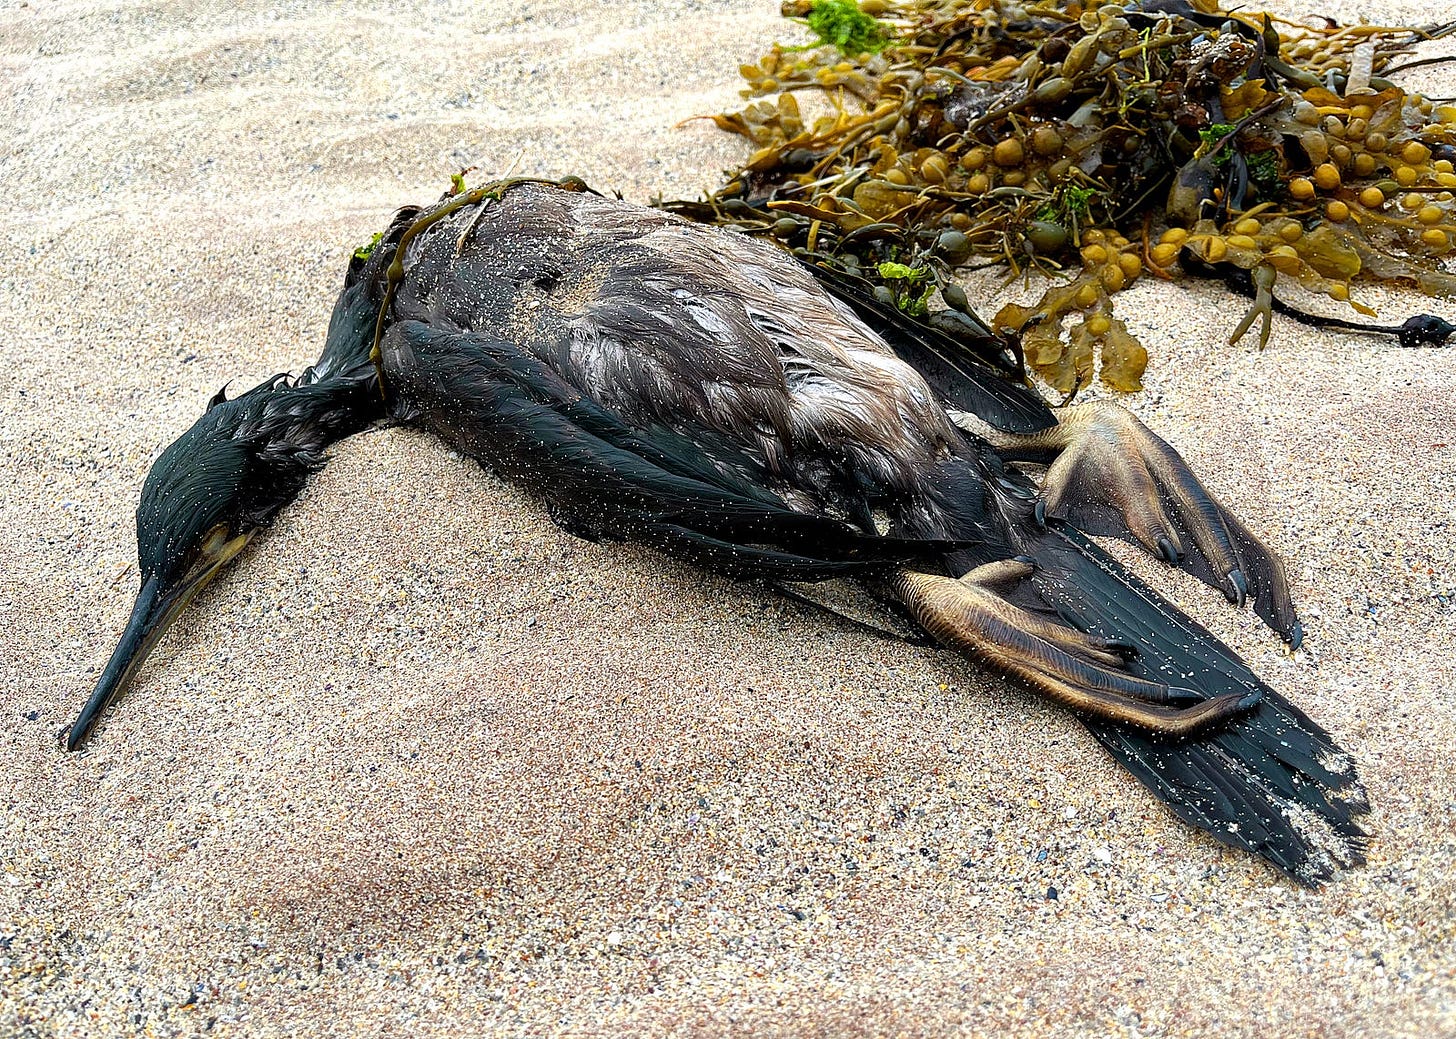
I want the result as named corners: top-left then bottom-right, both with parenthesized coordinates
top-left (674, 0), bottom-right (1456, 392)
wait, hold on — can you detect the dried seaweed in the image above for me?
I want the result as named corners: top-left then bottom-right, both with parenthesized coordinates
top-left (668, 0), bottom-right (1456, 392)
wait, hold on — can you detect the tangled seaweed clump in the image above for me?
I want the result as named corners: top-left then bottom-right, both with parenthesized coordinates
top-left (676, 0), bottom-right (1456, 391)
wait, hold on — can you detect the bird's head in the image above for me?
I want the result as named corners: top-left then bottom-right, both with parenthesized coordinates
top-left (64, 231), bottom-right (399, 750)
top-left (65, 382), bottom-right (321, 750)
top-left (65, 248), bottom-right (397, 752)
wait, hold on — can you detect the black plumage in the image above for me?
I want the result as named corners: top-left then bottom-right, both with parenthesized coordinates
top-left (68, 179), bottom-right (1367, 884)
top-left (64, 271), bottom-right (386, 752)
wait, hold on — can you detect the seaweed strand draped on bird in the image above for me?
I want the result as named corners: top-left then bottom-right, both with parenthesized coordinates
top-left (66, 178), bottom-right (1368, 886)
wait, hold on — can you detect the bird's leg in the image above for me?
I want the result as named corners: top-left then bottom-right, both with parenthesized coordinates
top-left (954, 559), bottom-right (1139, 668)
top-left (888, 566), bottom-right (1260, 736)
top-left (963, 400), bottom-right (1301, 646)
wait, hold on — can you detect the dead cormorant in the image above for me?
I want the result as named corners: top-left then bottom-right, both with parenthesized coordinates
top-left (66, 178), bottom-right (1368, 885)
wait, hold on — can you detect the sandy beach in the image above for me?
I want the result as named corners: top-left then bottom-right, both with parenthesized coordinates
top-left (2, 0), bottom-right (1453, 1034)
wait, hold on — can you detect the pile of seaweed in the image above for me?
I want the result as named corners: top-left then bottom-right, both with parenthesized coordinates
top-left (664, 0), bottom-right (1456, 391)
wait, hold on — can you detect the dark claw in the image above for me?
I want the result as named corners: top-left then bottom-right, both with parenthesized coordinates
top-left (1225, 568), bottom-right (1249, 608)
top-left (1235, 689), bottom-right (1264, 712)
top-left (1034, 499), bottom-right (1047, 528)
top-left (1156, 536), bottom-right (1181, 564)
top-left (1286, 619), bottom-right (1304, 653)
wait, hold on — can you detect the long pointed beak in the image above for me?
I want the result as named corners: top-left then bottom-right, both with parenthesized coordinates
top-left (66, 532), bottom-right (252, 751)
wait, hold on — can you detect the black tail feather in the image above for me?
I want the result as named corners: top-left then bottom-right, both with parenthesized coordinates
top-left (1026, 526), bottom-right (1367, 885)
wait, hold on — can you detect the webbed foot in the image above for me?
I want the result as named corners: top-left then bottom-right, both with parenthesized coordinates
top-left (890, 565), bottom-right (1259, 736)
top-left (985, 401), bottom-right (1301, 647)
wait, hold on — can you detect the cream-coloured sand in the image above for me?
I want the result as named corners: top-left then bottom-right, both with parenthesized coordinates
top-left (2, 1), bottom-right (1453, 1035)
